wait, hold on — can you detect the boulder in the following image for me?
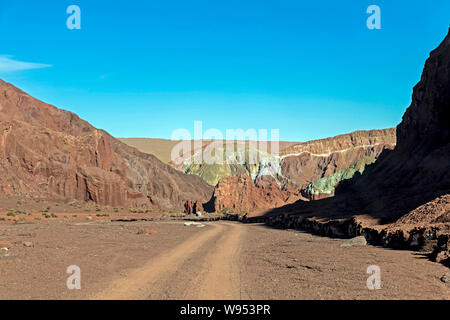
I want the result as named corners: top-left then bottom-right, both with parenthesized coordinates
top-left (340, 236), bottom-right (367, 247)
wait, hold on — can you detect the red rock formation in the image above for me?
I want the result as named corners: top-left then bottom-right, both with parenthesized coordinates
top-left (204, 174), bottom-right (306, 215)
top-left (184, 199), bottom-right (204, 214)
top-left (0, 79), bottom-right (213, 209)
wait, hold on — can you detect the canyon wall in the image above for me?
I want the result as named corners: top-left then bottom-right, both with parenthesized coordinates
top-left (255, 29), bottom-right (450, 263)
top-left (0, 80), bottom-right (213, 210)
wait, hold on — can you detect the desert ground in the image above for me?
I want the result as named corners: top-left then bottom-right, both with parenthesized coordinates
top-left (0, 219), bottom-right (448, 300)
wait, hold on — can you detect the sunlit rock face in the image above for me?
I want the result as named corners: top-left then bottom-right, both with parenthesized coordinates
top-left (0, 79), bottom-right (213, 210)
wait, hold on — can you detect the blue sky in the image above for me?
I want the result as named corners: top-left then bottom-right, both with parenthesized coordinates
top-left (0, 0), bottom-right (449, 141)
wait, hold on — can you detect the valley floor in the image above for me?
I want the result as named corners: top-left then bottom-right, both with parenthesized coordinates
top-left (0, 220), bottom-right (448, 299)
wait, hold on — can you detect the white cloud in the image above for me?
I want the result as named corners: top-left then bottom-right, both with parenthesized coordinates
top-left (0, 55), bottom-right (52, 73)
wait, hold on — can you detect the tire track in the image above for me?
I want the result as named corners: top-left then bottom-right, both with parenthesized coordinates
top-left (90, 222), bottom-right (226, 300)
top-left (187, 222), bottom-right (247, 300)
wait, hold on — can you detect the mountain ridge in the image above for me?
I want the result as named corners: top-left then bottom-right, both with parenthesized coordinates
top-left (0, 79), bottom-right (213, 210)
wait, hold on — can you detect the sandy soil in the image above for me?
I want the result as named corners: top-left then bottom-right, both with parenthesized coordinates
top-left (0, 220), bottom-right (448, 300)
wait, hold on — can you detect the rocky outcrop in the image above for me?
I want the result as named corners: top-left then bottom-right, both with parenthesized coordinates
top-left (0, 79), bottom-right (213, 210)
top-left (203, 174), bottom-right (306, 214)
top-left (184, 199), bottom-right (204, 215)
top-left (262, 207), bottom-right (449, 252)
top-left (432, 232), bottom-right (450, 266)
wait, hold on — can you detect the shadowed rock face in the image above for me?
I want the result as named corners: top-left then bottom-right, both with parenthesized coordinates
top-left (265, 29), bottom-right (450, 225)
top-left (255, 31), bottom-right (450, 264)
top-left (0, 80), bottom-right (213, 209)
top-left (331, 29), bottom-right (450, 221)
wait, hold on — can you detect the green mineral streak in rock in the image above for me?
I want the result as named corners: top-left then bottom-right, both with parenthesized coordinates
top-left (185, 163), bottom-right (248, 186)
top-left (182, 145), bottom-right (280, 186)
top-left (304, 156), bottom-right (376, 196)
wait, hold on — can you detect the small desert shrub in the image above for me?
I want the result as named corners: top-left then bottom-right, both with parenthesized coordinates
top-left (7, 211), bottom-right (16, 217)
top-left (96, 213), bottom-right (110, 217)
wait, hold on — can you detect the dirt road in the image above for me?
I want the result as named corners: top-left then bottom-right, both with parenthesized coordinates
top-left (0, 220), bottom-right (449, 299)
top-left (91, 222), bottom-right (246, 300)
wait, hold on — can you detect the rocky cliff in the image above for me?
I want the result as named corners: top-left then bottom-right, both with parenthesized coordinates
top-left (280, 128), bottom-right (396, 188)
top-left (329, 29), bottom-right (450, 221)
top-left (0, 80), bottom-right (213, 210)
top-left (258, 29), bottom-right (450, 261)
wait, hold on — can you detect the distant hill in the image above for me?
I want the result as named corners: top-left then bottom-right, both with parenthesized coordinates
top-left (118, 138), bottom-right (181, 164)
